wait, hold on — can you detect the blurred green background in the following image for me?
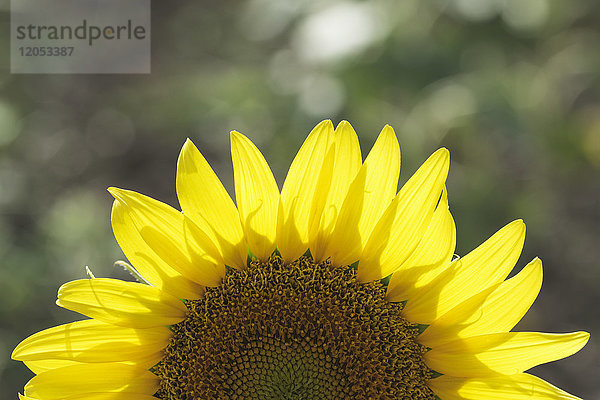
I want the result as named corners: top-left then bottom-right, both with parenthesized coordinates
top-left (1, 0), bottom-right (599, 398)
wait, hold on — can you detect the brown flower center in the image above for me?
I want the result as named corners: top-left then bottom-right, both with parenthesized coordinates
top-left (153, 254), bottom-right (436, 400)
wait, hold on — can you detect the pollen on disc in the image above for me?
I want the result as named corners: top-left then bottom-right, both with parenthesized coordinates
top-left (153, 254), bottom-right (436, 400)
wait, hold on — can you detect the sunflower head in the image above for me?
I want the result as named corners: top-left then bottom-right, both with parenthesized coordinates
top-left (12, 120), bottom-right (589, 400)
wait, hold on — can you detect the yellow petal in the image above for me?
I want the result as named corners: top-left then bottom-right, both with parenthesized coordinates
top-left (24, 359), bottom-right (83, 374)
top-left (56, 278), bottom-right (187, 328)
top-left (183, 215), bottom-right (225, 283)
top-left (68, 395), bottom-right (160, 400)
top-left (11, 319), bottom-right (171, 363)
top-left (325, 125), bottom-right (401, 266)
top-left (310, 121), bottom-right (362, 262)
top-left (176, 139), bottom-right (248, 269)
top-left (111, 199), bottom-right (204, 300)
top-left (359, 148), bottom-right (450, 281)
top-left (109, 188), bottom-right (224, 287)
top-left (428, 373), bottom-right (583, 400)
top-left (23, 351), bottom-right (163, 374)
top-left (425, 331), bottom-right (590, 377)
top-left (403, 219), bottom-right (526, 324)
top-left (277, 120), bottom-right (335, 262)
top-left (24, 363), bottom-right (158, 399)
top-left (20, 393), bottom-right (159, 400)
top-left (420, 258), bottom-right (543, 347)
top-left (230, 131), bottom-right (279, 260)
top-left (386, 188), bottom-right (456, 302)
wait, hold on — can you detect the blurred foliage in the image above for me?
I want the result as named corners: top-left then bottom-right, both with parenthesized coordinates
top-left (1, 0), bottom-right (599, 398)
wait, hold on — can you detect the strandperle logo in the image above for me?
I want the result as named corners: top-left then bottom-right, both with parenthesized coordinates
top-left (15, 19), bottom-right (147, 46)
top-left (11, 0), bottom-right (150, 74)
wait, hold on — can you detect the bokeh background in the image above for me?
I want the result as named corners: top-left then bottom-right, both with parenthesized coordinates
top-left (1, 0), bottom-right (599, 398)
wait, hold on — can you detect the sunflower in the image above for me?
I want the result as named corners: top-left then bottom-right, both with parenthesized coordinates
top-left (13, 120), bottom-right (589, 400)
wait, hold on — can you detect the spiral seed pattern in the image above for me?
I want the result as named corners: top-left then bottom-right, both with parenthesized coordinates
top-left (153, 254), bottom-right (435, 399)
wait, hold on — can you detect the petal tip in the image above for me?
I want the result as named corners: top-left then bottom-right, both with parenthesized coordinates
top-left (312, 119), bottom-right (334, 137)
top-left (434, 147), bottom-right (450, 161)
top-left (318, 119), bottom-right (333, 128)
top-left (107, 187), bottom-right (135, 205)
top-left (107, 187), bottom-right (124, 200)
top-left (513, 218), bottom-right (526, 233)
top-left (335, 120), bottom-right (351, 130)
top-left (530, 256), bottom-right (543, 269)
top-left (55, 298), bottom-right (69, 313)
top-left (11, 342), bottom-right (24, 360)
top-left (379, 124), bottom-right (397, 138)
top-left (381, 124), bottom-right (395, 133)
top-left (230, 130), bottom-right (246, 144)
top-left (181, 137), bottom-right (197, 153)
top-left (579, 331), bottom-right (591, 342)
top-left (529, 257), bottom-right (544, 279)
top-left (570, 331), bottom-right (591, 354)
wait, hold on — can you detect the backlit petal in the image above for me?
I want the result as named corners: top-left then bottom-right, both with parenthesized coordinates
top-left (359, 148), bottom-right (450, 281)
top-left (420, 258), bottom-right (543, 347)
top-left (310, 121), bottom-right (361, 261)
top-left (386, 188), bottom-right (456, 302)
top-left (56, 278), bottom-right (187, 328)
top-left (24, 363), bottom-right (158, 399)
top-left (109, 188), bottom-right (224, 287)
top-left (23, 351), bottom-right (162, 374)
top-left (177, 139), bottom-right (248, 268)
top-left (11, 319), bottom-right (171, 364)
top-left (111, 199), bottom-right (203, 300)
top-left (277, 120), bottom-right (334, 262)
top-left (425, 331), bottom-right (590, 377)
top-left (24, 359), bottom-right (83, 374)
top-left (21, 394), bottom-right (159, 400)
top-left (403, 219), bottom-right (526, 324)
top-left (428, 373), bottom-right (583, 400)
top-left (20, 393), bottom-right (159, 400)
top-left (231, 131), bottom-right (279, 260)
top-left (325, 125), bottom-right (401, 266)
